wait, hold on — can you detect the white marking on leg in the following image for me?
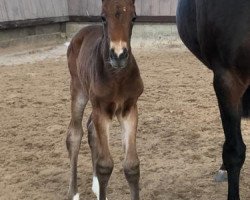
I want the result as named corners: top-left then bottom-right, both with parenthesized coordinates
top-left (92, 176), bottom-right (99, 198)
top-left (92, 176), bottom-right (108, 200)
top-left (73, 193), bottom-right (80, 200)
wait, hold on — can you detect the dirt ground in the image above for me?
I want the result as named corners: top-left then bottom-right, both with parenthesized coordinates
top-left (1, 45), bottom-right (250, 200)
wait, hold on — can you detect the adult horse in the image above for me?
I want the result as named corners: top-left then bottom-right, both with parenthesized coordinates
top-left (177, 0), bottom-right (250, 199)
top-left (66, 0), bottom-right (143, 200)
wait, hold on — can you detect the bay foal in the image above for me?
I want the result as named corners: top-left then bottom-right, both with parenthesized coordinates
top-left (66, 0), bottom-right (143, 199)
top-left (177, 0), bottom-right (250, 199)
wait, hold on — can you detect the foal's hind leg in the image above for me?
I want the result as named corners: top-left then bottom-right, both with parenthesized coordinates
top-left (118, 104), bottom-right (140, 200)
top-left (213, 69), bottom-right (247, 200)
top-left (87, 110), bottom-right (113, 200)
top-left (66, 79), bottom-right (88, 200)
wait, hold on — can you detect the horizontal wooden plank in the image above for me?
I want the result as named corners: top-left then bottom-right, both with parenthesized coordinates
top-left (171, 0), bottom-right (178, 15)
top-left (0, 15), bottom-right (176, 30)
top-left (0, 0), bottom-right (8, 21)
top-left (52, 0), bottom-right (68, 17)
top-left (69, 15), bottom-right (176, 23)
top-left (68, 0), bottom-right (85, 16)
top-left (0, 16), bottom-right (69, 30)
top-left (86, 0), bottom-right (101, 16)
top-left (160, 0), bottom-right (171, 16)
top-left (4, 0), bottom-right (22, 21)
top-left (135, 0), bottom-right (142, 15)
top-left (0, 0), bottom-right (69, 22)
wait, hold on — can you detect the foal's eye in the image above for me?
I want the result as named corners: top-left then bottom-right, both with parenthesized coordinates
top-left (132, 16), bottom-right (137, 23)
top-left (101, 16), bottom-right (107, 24)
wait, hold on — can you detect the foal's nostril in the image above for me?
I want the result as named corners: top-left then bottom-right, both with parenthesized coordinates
top-left (119, 48), bottom-right (129, 60)
top-left (110, 48), bottom-right (128, 61)
top-left (110, 48), bottom-right (118, 60)
top-left (109, 47), bottom-right (128, 68)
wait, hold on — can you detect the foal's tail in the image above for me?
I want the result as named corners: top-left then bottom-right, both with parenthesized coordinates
top-left (241, 87), bottom-right (250, 118)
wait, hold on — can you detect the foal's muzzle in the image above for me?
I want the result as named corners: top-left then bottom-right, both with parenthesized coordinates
top-left (109, 48), bottom-right (129, 68)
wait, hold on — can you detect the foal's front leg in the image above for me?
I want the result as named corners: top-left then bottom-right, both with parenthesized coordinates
top-left (66, 80), bottom-right (88, 200)
top-left (87, 109), bottom-right (113, 200)
top-left (118, 104), bottom-right (140, 200)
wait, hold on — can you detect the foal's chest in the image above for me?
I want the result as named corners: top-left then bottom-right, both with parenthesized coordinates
top-left (91, 73), bottom-right (143, 100)
top-left (90, 74), bottom-right (143, 117)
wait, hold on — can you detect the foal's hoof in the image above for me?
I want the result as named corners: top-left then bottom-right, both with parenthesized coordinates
top-left (214, 170), bottom-right (227, 182)
top-left (72, 193), bottom-right (80, 200)
top-left (68, 191), bottom-right (80, 200)
top-left (68, 193), bottom-right (80, 200)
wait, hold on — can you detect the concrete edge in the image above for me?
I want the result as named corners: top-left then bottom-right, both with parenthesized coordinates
top-left (0, 22), bottom-right (184, 53)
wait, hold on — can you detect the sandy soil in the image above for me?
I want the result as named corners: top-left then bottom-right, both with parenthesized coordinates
top-left (1, 45), bottom-right (250, 200)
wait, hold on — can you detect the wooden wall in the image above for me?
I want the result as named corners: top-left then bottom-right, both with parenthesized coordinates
top-left (0, 0), bottom-right (68, 22)
top-left (0, 0), bottom-right (177, 27)
top-left (136, 0), bottom-right (177, 16)
top-left (69, 0), bottom-right (178, 16)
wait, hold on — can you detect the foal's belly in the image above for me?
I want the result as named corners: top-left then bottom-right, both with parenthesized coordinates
top-left (91, 96), bottom-right (137, 119)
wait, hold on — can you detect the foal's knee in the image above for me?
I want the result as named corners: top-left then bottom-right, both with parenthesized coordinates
top-left (123, 158), bottom-right (140, 182)
top-left (223, 141), bottom-right (246, 170)
top-left (66, 122), bottom-right (83, 151)
top-left (96, 157), bottom-right (114, 180)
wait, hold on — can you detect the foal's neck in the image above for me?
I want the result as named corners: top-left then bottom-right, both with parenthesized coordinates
top-left (100, 37), bottom-right (110, 65)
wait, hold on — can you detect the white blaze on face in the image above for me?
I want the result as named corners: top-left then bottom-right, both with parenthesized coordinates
top-left (110, 41), bottom-right (127, 57)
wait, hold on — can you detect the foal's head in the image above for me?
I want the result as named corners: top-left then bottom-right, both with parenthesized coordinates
top-left (101, 0), bottom-right (136, 68)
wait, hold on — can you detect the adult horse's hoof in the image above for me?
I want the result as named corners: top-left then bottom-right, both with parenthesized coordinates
top-left (214, 170), bottom-right (227, 182)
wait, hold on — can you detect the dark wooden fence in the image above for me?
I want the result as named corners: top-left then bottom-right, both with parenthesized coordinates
top-left (0, 0), bottom-right (178, 29)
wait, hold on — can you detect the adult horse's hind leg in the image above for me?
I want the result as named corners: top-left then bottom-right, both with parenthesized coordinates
top-left (66, 78), bottom-right (88, 200)
top-left (87, 110), bottom-right (113, 200)
top-left (118, 104), bottom-right (140, 200)
top-left (213, 68), bottom-right (247, 200)
top-left (214, 163), bottom-right (228, 182)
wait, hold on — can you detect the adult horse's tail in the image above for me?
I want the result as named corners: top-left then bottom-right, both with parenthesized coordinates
top-left (242, 87), bottom-right (250, 118)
